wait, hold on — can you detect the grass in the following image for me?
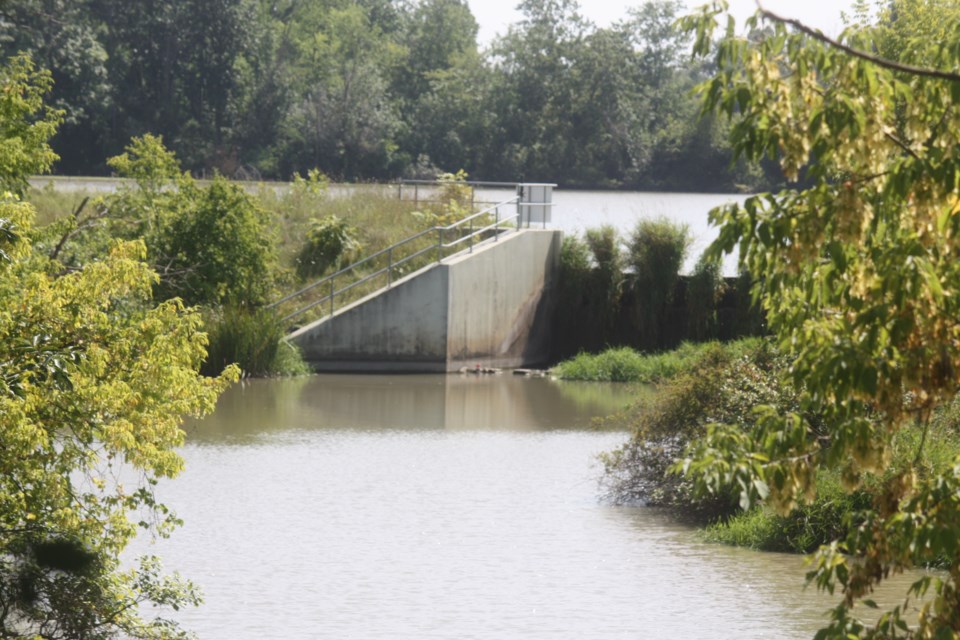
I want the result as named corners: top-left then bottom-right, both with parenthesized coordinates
top-left (552, 338), bottom-right (762, 383)
top-left (201, 306), bottom-right (312, 378)
top-left (26, 181), bottom-right (96, 226)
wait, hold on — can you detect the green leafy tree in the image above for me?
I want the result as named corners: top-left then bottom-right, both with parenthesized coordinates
top-left (0, 1), bottom-right (112, 174)
top-left (281, 3), bottom-right (402, 179)
top-left (677, 1), bottom-right (960, 636)
top-left (394, 0), bottom-right (478, 105)
top-left (90, 0), bottom-right (254, 171)
top-left (0, 55), bottom-right (61, 196)
top-left (102, 135), bottom-right (277, 307)
top-left (0, 57), bottom-right (238, 638)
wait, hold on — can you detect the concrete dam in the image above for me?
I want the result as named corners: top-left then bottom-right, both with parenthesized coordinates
top-left (287, 228), bottom-right (562, 372)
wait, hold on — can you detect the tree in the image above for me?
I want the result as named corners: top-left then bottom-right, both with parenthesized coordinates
top-left (280, 3), bottom-right (402, 179)
top-left (0, 56), bottom-right (238, 638)
top-left (678, 1), bottom-right (960, 636)
top-left (89, 0), bottom-right (253, 172)
top-left (394, 0), bottom-right (478, 105)
top-left (0, 1), bottom-right (112, 174)
top-left (0, 55), bottom-right (62, 196)
top-left (102, 135), bottom-right (278, 307)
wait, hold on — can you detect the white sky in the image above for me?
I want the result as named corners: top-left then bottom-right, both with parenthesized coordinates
top-left (469, 0), bottom-right (855, 46)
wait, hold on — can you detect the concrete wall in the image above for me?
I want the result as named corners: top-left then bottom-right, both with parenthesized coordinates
top-left (288, 229), bottom-right (562, 372)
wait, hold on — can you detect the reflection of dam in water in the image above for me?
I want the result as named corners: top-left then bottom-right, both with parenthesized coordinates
top-left (184, 373), bottom-right (639, 442)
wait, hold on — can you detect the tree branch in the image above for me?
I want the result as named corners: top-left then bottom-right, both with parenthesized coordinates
top-left (757, 5), bottom-right (960, 83)
top-left (884, 131), bottom-right (921, 160)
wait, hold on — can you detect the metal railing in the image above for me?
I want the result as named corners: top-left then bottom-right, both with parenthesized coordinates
top-left (268, 196), bottom-right (523, 325)
top-left (396, 179), bottom-right (519, 208)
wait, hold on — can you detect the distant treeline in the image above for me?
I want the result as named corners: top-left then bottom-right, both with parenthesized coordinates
top-left (2, 0), bottom-right (777, 190)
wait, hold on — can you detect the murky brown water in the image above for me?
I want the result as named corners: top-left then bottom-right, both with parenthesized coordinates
top-left (134, 374), bottom-right (916, 639)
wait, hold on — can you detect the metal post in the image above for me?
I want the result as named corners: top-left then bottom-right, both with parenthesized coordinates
top-left (329, 278), bottom-right (334, 317)
top-left (469, 215), bottom-right (473, 253)
top-left (387, 247), bottom-right (393, 286)
top-left (495, 206), bottom-right (500, 240)
top-left (414, 184), bottom-right (419, 205)
top-left (516, 186), bottom-right (523, 229)
top-left (437, 227), bottom-right (443, 263)
top-left (398, 182), bottom-right (402, 201)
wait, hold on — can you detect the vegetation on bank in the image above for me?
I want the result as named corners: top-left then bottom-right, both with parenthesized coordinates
top-left (597, 338), bottom-right (960, 561)
top-left (597, 2), bottom-right (960, 634)
top-left (553, 339), bottom-right (761, 383)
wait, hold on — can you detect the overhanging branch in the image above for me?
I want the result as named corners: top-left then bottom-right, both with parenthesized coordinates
top-left (757, 4), bottom-right (960, 83)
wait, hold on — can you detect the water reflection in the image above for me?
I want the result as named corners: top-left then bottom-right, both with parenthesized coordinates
top-left (185, 373), bottom-right (638, 443)
top-left (142, 374), bottom-right (930, 639)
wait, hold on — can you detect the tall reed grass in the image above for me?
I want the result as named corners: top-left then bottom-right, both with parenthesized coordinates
top-left (201, 306), bottom-right (310, 378)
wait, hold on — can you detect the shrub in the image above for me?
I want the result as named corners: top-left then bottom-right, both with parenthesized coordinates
top-left (553, 341), bottom-right (758, 383)
top-left (99, 137), bottom-right (279, 308)
top-left (585, 225), bottom-right (625, 332)
top-left (153, 176), bottom-right (277, 306)
top-left (295, 214), bottom-right (362, 280)
top-left (702, 413), bottom-right (960, 555)
top-left (599, 338), bottom-right (792, 517)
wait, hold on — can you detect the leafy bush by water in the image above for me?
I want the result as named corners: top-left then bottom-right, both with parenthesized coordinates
top-left (599, 338), bottom-right (791, 517)
top-left (595, 338), bottom-right (960, 555)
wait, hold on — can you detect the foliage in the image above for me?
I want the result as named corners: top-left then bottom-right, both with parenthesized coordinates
top-left (0, 0), bottom-right (775, 189)
top-left (702, 470), bottom-right (869, 553)
top-left (201, 306), bottom-right (310, 378)
top-left (685, 252), bottom-right (724, 341)
top-left (705, 413), bottom-right (960, 555)
top-left (295, 215), bottom-right (362, 280)
top-left (0, 199), bottom-right (239, 636)
top-left (154, 176), bottom-right (277, 307)
top-left (673, 1), bottom-right (960, 635)
top-left (553, 224), bottom-right (759, 356)
top-left (101, 137), bottom-right (278, 307)
top-left (627, 217), bottom-right (690, 350)
top-left (410, 169), bottom-right (475, 226)
top-left (584, 225), bottom-right (625, 333)
top-left (553, 340), bottom-right (750, 383)
top-left (600, 338), bottom-right (792, 516)
top-left (0, 55), bottom-right (62, 197)
top-left (0, 60), bottom-right (241, 636)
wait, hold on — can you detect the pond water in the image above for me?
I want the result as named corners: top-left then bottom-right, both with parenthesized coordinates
top-left (135, 374), bottom-right (917, 639)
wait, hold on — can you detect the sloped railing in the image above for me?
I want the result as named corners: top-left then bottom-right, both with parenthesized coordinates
top-left (268, 196), bottom-right (522, 327)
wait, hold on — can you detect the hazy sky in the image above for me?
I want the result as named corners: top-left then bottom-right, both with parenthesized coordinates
top-left (469, 0), bottom-right (857, 46)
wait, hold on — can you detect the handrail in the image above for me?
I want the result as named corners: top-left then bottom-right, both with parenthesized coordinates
top-left (270, 196), bottom-right (522, 325)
